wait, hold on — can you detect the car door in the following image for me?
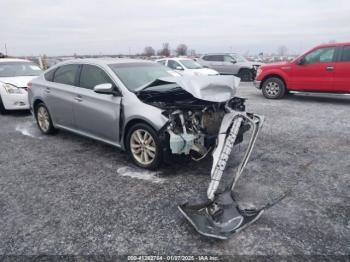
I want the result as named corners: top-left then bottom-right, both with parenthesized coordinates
top-left (74, 64), bottom-right (121, 142)
top-left (201, 55), bottom-right (224, 73)
top-left (45, 64), bottom-right (80, 128)
top-left (290, 46), bottom-right (336, 91)
top-left (333, 45), bottom-right (350, 92)
top-left (222, 55), bottom-right (239, 75)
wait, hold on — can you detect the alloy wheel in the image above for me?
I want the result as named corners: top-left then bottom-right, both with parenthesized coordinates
top-left (130, 129), bottom-right (156, 165)
top-left (37, 106), bottom-right (50, 132)
top-left (265, 81), bottom-right (280, 97)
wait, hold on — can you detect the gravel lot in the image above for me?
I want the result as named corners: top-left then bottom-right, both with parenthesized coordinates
top-left (0, 83), bottom-right (349, 258)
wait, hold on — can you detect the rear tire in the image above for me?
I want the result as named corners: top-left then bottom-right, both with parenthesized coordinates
top-left (262, 77), bottom-right (286, 99)
top-left (126, 123), bottom-right (163, 170)
top-left (238, 69), bottom-right (253, 82)
top-left (35, 103), bottom-right (57, 134)
top-left (0, 96), bottom-right (7, 115)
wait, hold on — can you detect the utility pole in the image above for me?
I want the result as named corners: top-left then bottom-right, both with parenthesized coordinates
top-left (5, 44), bottom-right (8, 56)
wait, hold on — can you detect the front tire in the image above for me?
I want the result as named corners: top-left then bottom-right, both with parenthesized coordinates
top-left (262, 77), bottom-right (286, 99)
top-left (126, 123), bottom-right (162, 170)
top-left (238, 69), bottom-right (253, 82)
top-left (35, 103), bottom-right (57, 134)
top-left (0, 96), bottom-right (7, 115)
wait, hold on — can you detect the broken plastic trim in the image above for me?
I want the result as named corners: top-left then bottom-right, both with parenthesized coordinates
top-left (208, 112), bottom-right (264, 200)
top-left (178, 111), bottom-right (268, 239)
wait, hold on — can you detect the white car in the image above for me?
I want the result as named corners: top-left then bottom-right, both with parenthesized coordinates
top-left (0, 58), bottom-right (42, 114)
top-left (156, 58), bottom-right (219, 76)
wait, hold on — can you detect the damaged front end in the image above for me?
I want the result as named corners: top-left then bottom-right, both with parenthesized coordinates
top-left (136, 75), bottom-right (270, 239)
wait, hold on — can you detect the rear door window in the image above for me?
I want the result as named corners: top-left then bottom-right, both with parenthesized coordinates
top-left (79, 64), bottom-right (114, 90)
top-left (341, 46), bottom-right (350, 61)
top-left (53, 64), bottom-right (80, 86)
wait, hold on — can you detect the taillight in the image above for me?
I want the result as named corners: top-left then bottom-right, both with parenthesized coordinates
top-left (27, 81), bottom-right (32, 90)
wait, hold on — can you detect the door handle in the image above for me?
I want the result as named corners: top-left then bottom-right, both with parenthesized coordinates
top-left (326, 66), bottom-right (334, 71)
top-left (74, 95), bottom-right (83, 102)
top-left (44, 87), bottom-right (50, 93)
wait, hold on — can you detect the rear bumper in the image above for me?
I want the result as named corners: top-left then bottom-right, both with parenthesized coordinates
top-left (253, 80), bottom-right (262, 89)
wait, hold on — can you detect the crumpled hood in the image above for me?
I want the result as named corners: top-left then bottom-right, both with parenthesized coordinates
top-left (138, 75), bottom-right (240, 103)
top-left (0, 76), bottom-right (39, 88)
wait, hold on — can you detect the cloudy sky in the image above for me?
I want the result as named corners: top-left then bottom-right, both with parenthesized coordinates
top-left (1, 0), bottom-right (349, 56)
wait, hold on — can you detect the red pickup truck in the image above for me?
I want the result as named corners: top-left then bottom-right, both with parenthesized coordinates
top-left (254, 42), bottom-right (350, 99)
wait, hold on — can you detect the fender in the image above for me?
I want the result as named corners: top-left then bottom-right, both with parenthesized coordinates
top-left (257, 66), bottom-right (292, 89)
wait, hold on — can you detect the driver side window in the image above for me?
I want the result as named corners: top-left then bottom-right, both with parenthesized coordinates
top-left (79, 64), bottom-right (114, 90)
top-left (223, 55), bottom-right (235, 62)
top-left (167, 60), bottom-right (182, 70)
top-left (304, 47), bottom-right (335, 64)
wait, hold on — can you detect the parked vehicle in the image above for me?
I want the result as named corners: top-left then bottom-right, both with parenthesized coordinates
top-left (0, 58), bottom-right (42, 114)
top-left (196, 53), bottom-right (263, 81)
top-left (156, 57), bottom-right (219, 76)
top-left (254, 42), bottom-right (350, 99)
top-left (28, 59), bottom-right (254, 170)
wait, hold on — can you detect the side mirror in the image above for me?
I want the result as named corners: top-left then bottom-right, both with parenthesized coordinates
top-left (176, 66), bottom-right (184, 70)
top-left (230, 60), bottom-right (237, 64)
top-left (297, 57), bottom-right (306, 65)
top-left (93, 83), bottom-right (120, 96)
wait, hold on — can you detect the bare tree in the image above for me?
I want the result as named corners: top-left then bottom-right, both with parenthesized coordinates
top-left (143, 46), bottom-right (155, 57)
top-left (159, 43), bottom-right (171, 57)
top-left (277, 45), bottom-right (288, 56)
top-left (176, 44), bottom-right (188, 56)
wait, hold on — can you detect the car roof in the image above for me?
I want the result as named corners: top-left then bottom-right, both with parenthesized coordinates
top-left (0, 58), bottom-right (32, 63)
top-left (58, 58), bottom-right (155, 66)
top-left (313, 42), bottom-right (350, 49)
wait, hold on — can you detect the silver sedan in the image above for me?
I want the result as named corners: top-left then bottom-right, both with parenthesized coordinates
top-left (28, 58), bottom-right (243, 169)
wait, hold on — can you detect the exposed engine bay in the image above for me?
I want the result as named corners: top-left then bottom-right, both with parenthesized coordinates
top-left (136, 75), bottom-right (285, 239)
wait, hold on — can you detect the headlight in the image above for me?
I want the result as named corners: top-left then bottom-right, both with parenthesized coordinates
top-left (3, 83), bottom-right (23, 94)
top-left (256, 68), bottom-right (262, 77)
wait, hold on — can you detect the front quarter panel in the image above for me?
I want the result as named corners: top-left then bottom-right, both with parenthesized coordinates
top-left (121, 92), bottom-right (169, 149)
top-left (257, 65), bottom-right (292, 88)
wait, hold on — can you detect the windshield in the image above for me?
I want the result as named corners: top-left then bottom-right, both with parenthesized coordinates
top-left (109, 62), bottom-right (173, 91)
top-left (179, 59), bottom-right (203, 69)
top-left (0, 62), bottom-right (42, 77)
top-left (230, 54), bottom-right (248, 62)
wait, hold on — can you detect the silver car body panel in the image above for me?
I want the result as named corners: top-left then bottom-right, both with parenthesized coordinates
top-left (138, 75), bottom-right (240, 102)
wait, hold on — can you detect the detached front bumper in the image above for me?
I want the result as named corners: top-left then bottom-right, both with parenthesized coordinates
top-left (253, 80), bottom-right (262, 89)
